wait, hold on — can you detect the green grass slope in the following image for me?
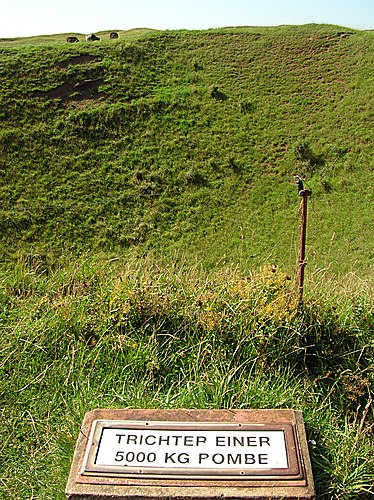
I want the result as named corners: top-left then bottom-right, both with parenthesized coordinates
top-left (1, 24), bottom-right (374, 275)
top-left (0, 25), bottom-right (373, 500)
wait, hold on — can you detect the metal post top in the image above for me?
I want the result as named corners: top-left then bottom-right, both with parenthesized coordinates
top-left (299, 189), bottom-right (312, 197)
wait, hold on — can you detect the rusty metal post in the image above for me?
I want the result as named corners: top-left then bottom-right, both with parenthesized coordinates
top-left (298, 187), bottom-right (312, 308)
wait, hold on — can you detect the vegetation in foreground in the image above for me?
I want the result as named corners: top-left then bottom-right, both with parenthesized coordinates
top-left (1, 253), bottom-right (373, 499)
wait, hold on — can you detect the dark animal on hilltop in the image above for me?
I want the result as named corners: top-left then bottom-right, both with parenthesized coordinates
top-left (67, 36), bottom-right (79, 43)
top-left (109, 32), bottom-right (119, 39)
top-left (85, 33), bottom-right (100, 42)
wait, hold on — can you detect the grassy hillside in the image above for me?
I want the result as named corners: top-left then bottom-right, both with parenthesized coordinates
top-left (0, 25), bottom-right (373, 499)
top-left (1, 24), bottom-right (374, 275)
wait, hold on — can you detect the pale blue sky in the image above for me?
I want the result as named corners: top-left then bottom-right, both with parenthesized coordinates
top-left (2, 0), bottom-right (374, 38)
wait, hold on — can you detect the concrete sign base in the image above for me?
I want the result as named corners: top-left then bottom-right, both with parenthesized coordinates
top-left (66, 409), bottom-right (315, 499)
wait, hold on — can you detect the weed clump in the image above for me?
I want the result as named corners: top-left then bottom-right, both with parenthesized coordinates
top-left (238, 98), bottom-right (254, 114)
top-left (293, 140), bottom-right (324, 173)
top-left (210, 85), bottom-right (227, 100)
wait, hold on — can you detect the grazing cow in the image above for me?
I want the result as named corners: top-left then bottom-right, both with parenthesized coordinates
top-left (67, 36), bottom-right (79, 43)
top-left (109, 32), bottom-right (119, 39)
top-left (85, 33), bottom-right (100, 42)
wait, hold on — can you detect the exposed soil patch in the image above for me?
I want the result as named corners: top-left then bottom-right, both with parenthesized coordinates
top-left (57, 55), bottom-right (98, 69)
top-left (33, 78), bottom-right (104, 103)
top-left (31, 55), bottom-right (104, 104)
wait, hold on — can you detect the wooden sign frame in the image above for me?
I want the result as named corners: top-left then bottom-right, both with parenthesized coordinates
top-left (66, 409), bottom-right (315, 499)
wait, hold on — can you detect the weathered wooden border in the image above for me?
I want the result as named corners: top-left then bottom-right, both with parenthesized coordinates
top-left (66, 409), bottom-right (315, 499)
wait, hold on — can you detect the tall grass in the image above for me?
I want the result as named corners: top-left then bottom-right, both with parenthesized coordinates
top-left (1, 253), bottom-right (373, 498)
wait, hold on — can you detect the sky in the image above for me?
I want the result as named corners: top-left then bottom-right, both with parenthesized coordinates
top-left (1, 0), bottom-right (374, 38)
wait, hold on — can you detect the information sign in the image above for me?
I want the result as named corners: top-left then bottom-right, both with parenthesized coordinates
top-left (82, 420), bottom-right (299, 478)
top-left (94, 427), bottom-right (288, 470)
top-left (66, 409), bottom-right (316, 499)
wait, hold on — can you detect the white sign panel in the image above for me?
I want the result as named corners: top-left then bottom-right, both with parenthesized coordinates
top-left (94, 427), bottom-right (288, 470)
